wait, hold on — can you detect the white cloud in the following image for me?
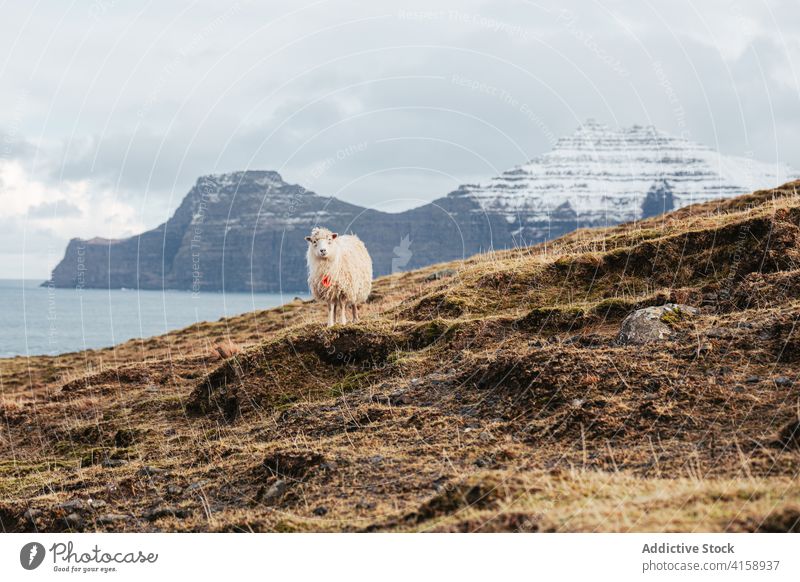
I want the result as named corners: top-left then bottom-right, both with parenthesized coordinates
top-left (0, 159), bottom-right (145, 278)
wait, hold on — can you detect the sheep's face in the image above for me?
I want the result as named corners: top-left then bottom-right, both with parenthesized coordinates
top-left (305, 228), bottom-right (339, 260)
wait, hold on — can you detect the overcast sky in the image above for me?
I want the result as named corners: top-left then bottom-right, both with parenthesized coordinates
top-left (1, 0), bottom-right (798, 278)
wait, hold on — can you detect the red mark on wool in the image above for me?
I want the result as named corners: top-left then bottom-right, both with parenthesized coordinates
top-left (321, 275), bottom-right (332, 288)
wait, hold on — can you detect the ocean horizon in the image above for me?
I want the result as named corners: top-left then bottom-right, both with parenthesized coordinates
top-left (0, 279), bottom-right (302, 358)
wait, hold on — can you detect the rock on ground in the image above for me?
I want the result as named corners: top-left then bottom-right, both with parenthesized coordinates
top-left (617, 303), bottom-right (697, 345)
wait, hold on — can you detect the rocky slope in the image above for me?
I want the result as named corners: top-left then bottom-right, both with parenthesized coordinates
top-left (3, 180), bottom-right (800, 532)
top-left (48, 122), bottom-right (796, 292)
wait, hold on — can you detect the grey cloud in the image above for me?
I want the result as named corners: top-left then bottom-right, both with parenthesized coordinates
top-left (26, 200), bottom-right (82, 219)
top-left (0, 0), bottom-right (798, 277)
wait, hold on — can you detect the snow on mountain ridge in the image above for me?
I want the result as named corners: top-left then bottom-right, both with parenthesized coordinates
top-left (453, 120), bottom-right (796, 227)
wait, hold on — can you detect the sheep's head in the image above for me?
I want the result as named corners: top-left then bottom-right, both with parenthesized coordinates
top-left (305, 227), bottom-right (339, 260)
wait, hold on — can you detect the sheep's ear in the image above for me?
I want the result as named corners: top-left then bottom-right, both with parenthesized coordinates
top-left (331, 232), bottom-right (338, 239)
top-left (305, 236), bottom-right (312, 242)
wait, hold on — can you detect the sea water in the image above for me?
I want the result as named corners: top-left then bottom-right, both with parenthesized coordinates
top-left (0, 279), bottom-right (301, 357)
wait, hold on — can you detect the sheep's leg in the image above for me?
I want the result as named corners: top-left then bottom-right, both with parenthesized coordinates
top-left (338, 299), bottom-right (347, 325)
top-left (351, 304), bottom-right (359, 322)
top-left (327, 302), bottom-right (336, 327)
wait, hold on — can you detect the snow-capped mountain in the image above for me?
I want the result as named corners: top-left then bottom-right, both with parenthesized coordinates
top-left (451, 119), bottom-right (796, 235)
top-left (48, 121), bottom-right (798, 292)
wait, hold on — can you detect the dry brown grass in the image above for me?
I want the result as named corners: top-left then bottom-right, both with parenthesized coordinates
top-left (2, 181), bottom-right (800, 532)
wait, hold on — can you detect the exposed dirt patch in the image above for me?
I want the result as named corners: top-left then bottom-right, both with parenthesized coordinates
top-left (408, 481), bottom-right (501, 524)
top-left (750, 506), bottom-right (800, 532)
top-left (776, 420), bottom-right (800, 450)
top-left (262, 451), bottom-right (326, 481)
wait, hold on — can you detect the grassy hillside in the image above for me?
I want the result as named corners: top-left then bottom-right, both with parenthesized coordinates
top-left (2, 181), bottom-right (800, 532)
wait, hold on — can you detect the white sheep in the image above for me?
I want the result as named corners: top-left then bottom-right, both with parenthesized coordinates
top-left (305, 227), bottom-right (373, 326)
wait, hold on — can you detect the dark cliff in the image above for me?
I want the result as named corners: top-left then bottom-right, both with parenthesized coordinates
top-left (47, 170), bottom-right (580, 292)
top-left (47, 121), bottom-right (798, 292)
